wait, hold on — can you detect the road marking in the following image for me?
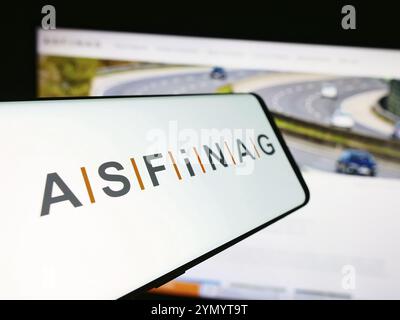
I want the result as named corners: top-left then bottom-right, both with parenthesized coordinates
top-left (304, 92), bottom-right (322, 119)
top-left (271, 90), bottom-right (289, 109)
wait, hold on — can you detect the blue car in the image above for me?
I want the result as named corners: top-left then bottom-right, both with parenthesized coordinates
top-left (210, 66), bottom-right (227, 80)
top-left (336, 149), bottom-right (377, 177)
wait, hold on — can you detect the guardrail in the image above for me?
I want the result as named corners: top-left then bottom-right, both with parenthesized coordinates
top-left (373, 97), bottom-right (400, 124)
top-left (271, 111), bottom-right (400, 162)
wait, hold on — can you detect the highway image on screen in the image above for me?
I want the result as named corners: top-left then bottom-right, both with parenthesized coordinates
top-left (37, 29), bottom-right (400, 299)
top-left (39, 56), bottom-right (400, 180)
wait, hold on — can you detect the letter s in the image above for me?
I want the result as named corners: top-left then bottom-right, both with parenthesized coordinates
top-left (98, 161), bottom-right (131, 197)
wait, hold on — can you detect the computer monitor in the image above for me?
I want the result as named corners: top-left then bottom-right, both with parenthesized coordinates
top-left (36, 28), bottom-right (400, 299)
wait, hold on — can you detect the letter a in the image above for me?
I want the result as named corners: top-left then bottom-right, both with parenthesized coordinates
top-left (41, 173), bottom-right (82, 216)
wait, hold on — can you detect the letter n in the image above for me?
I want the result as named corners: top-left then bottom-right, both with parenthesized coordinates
top-left (203, 143), bottom-right (228, 170)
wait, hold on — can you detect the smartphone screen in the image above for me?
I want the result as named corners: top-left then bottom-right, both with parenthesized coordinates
top-left (0, 93), bottom-right (309, 299)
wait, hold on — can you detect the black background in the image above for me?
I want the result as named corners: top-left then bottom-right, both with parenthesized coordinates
top-left (0, 1), bottom-right (398, 101)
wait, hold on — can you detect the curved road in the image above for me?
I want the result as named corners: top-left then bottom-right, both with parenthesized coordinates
top-left (105, 69), bottom-right (388, 138)
top-left (102, 69), bottom-right (400, 179)
top-left (256, 77), bottom-right (388, 138)
top-left (104, 70), bottom-right (263, 96)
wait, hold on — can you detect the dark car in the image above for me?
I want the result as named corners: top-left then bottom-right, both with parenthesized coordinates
top-left (336, 149), bottom-right (377, 177)
top-left (392, 121), bottom-right (400, 140)
top-left (210, 66), bottom-right (227, 80)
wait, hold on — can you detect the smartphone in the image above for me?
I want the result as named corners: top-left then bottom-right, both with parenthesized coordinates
top-left (0, 93), bottom-right (309, 299)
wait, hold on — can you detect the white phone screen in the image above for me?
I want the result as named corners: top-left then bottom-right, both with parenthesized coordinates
top-left (0, 93), bottom-right (308, 299)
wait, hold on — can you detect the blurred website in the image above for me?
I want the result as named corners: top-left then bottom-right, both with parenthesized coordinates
top-left (37, 28), bottom-right (400, 299)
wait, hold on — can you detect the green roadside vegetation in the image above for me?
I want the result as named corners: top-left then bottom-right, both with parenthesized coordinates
top-left (215, 83), bottom-right (234, 93)
top-left (38, 56), bottom-right (180, 97)
top-left (275, 117), bottom-right (400, 161)
top-left (38, 56), bottom-right (132, 97)
top-left (388, 80), bottom-right (400, 116)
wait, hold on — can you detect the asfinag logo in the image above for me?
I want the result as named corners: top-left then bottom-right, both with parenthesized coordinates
top-left (40, 132), bottom-right (275, 216)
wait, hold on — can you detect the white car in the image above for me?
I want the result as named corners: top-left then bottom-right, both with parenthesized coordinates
top-left (321, 84), bottom-right (338, 99)
top-left (330, 110), bottom-right (355, 130)
top-left (392, 121), bottom-right (400, 140)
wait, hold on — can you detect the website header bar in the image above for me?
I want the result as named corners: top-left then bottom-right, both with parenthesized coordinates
top-left (37, 28), bottom-right (400, 79)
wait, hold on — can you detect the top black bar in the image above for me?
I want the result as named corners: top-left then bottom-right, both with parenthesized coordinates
top-left (0, 1), bottom-right (399, 101)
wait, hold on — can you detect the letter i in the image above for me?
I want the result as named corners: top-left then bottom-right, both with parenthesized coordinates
top-left (180, 149), bottom-right (195, 177)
